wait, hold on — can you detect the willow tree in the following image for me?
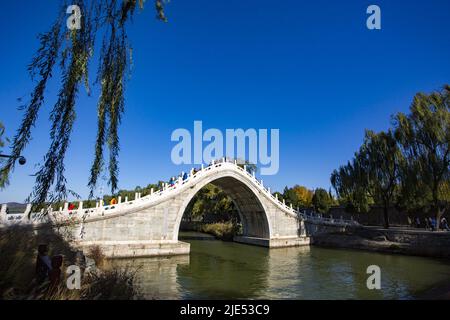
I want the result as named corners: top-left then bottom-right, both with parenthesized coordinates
top-left (0, 0), bottom-right (168, 205)
top-left (360, 130), bottom-right (402, 229)
top-left (394, 85), bottom-right (450, 230)
top-left (330, 155), bottom-right (373, 215)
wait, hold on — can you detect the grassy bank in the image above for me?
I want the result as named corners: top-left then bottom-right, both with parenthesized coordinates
top-left (0, 227), bottom-right (139, 300)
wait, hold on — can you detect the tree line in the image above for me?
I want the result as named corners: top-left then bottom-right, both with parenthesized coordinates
top-left (330, 85), bottom-right (449, 229)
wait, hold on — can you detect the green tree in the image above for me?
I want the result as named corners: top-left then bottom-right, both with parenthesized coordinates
top-left (1, 1), bottom-right (169, 205)
top-left (331, 156), bottom-right (373, 214)
top-left (360, 130), bottom-right (402, 228)
top-left (282, 186), bottom-right (299, 208)
top-left (394, 85), bottom-right (450, 229)
top-left (312, 188), bottom-right (332, 214)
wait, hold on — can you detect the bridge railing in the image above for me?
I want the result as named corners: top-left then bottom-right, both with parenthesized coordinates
top-left (0, 157), bottom-right (357, 227)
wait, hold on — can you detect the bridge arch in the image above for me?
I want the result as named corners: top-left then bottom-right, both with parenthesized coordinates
top-left (173, 169), bottom-right (273, 241)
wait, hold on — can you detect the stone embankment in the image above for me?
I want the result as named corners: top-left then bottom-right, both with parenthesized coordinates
top-left (308, 222), bottom-right (450, 259)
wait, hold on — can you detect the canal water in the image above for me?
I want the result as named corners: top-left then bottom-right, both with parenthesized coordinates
top-left (111, 232), bottom-right (450, 300)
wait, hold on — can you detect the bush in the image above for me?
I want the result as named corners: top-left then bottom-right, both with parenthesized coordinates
top-left (201, 221), bottom-right (237, 241)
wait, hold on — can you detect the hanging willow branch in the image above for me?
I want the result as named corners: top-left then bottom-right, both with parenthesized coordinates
top-left (1, 0), bottom-right (169, 206)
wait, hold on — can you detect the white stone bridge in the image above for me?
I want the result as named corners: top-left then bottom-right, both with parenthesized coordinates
top-left (0, 159), bottom-right (358, 258)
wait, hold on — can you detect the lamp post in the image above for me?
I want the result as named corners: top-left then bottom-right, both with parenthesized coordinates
top-left (0, 154), bottom-right (26, 165)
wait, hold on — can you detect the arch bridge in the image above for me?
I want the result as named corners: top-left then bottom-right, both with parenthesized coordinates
top-left (0, 159), bottom-right (357, 258)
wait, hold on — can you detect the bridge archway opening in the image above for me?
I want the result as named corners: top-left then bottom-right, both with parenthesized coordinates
top-left (178, 176), bottom-right (271, 240)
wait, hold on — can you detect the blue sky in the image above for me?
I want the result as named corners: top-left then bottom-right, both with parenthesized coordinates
top-left (1, 0), bottom-right (450, 202)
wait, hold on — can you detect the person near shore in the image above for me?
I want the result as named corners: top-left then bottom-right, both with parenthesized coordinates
top-left (414, 217), bottom-right (419, 228)
top-left (441, 217), bottom-right (450, 231)
top-left (48, 255), bottom-right (63, 294)
top-left (430, 217), bottom-right (437, 231)
top-left (35, 244), bottom-right (52, 284)
top-left (425, 218), bottom-right (431, 230)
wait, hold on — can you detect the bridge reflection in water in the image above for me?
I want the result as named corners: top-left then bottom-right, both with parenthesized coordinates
top-left (109, 237), bottom-right (450, 300)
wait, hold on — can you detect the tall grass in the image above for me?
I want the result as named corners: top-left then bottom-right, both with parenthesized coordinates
top-left (0, 226), bottom-right (139, 300)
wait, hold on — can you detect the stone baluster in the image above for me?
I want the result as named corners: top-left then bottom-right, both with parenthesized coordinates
top-left (201, 164), bottom-right (204, 171)
top-left (118, 196), bottom-right (122, 204)
top-left (135, 192), bottom-right (138, 200)
top-left (24, 204), bottom-right (32, 217)
top-left (64, 202), bottom-right (69, 212)
top-left (244, 164), bottom-right (247, 172)
top-left (78, 201), bottom-right (83, 212)
top-left (125, 196), bottom-right (128, 203)
top-left (0, 204), bottom-right (7, 222)
top-left (150, 189), bottom-right (154, 196)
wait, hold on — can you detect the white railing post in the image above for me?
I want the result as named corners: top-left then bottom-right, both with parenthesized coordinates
top-left (234, 159), bottom-right (237, 165)
top-left (268, 187), bottom-right (271, 194)
top-left (125, 196), bottom-right (128, 203)
top-left (244, 165), bottom-right (247, 172)
top-left (201, 164), bottom-right (204, 171)
top-left (275, 194), bottom-right (278, 200)
top-left (135, 192), bottom-right (139, 200)
top-left (64, 202), bottom-right (69, 212)
top-left (118, 196), bottom-right (122, 204)
top-left (260, 179), bottom-right (264, 187)
top-left (283, 199), bottom-right (285, 205)
top-left (150, 188), bottom-right (154, 195)
top-left (0, 204), bottom-right (7, 223)
top-left (78, 201), bottom-right (83, 212)
top-left (24, 204), bottom-right (32, 216)
top-left (252, 171), bottom-right (255, 178)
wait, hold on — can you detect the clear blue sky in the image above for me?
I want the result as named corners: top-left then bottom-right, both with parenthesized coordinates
top-left (1, 0), bottom-right (450, 202)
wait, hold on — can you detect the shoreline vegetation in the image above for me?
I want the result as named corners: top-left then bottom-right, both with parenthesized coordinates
top-left (181, 221), bottom-right (241, 241)
top-left (0, 227), bottom-right (139, 300)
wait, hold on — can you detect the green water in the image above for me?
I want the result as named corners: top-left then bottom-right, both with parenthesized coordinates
top-left (112, 235), bottom-right (450, 300)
